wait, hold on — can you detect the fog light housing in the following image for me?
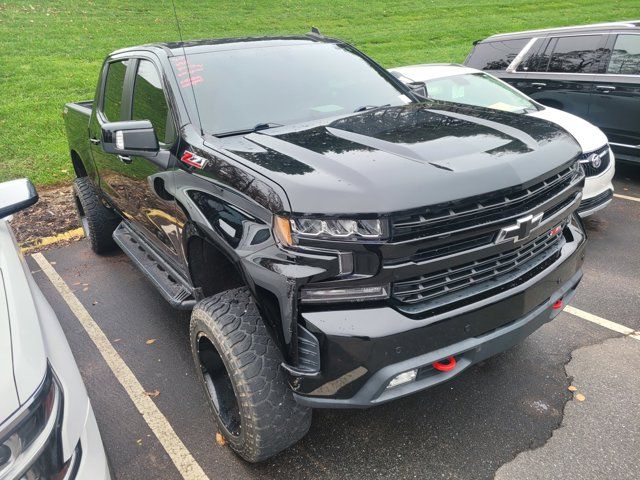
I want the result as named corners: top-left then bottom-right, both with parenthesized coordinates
top-left (300, 285), bottom-right (389, 303)
top-left (387, 369), bottom-right (417, 389)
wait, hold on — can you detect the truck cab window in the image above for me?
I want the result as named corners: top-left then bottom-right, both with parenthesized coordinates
top-left (607, 35), bottom-right (640, 75)
top-left (132, 60), bottom-right (172, 144)
top-left (102, 60), bottom-right (129, 121)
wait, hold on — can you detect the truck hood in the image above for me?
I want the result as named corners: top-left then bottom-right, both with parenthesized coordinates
top-left (221, 102), bottom-right (581, 214)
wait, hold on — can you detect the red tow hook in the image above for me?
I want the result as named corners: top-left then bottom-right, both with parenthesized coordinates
top-left (552, 299), bottom-right (564, 310)
top-left (433, 356), bottom-right (457, 372)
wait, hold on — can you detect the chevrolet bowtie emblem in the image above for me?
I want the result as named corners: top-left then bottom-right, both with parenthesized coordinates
top-left (495, 212), bottom-right (544, 244)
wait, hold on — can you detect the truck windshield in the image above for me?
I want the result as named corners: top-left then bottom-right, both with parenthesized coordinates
top-left (172, 42), bottom-right (410, 136)
top-left (425, 73), bottom-right (537, 113)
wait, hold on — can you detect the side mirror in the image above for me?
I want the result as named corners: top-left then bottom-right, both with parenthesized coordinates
top-left (0, 179), bottom-right (38, 219)
top-left (101, 120), bottom-right (159, 156)
top-left (407, 81), bottom-right (428, 100)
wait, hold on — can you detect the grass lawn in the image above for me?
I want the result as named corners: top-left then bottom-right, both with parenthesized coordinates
top-left (1, 0), bottom-right (638, 186)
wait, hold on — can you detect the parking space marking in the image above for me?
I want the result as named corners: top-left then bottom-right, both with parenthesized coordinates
top-left (565, 305), bottom-right (640, 341)
top-left (614, 193), bottom-right (640, 203)
top-left (32, 253), bottom-right (210, 480)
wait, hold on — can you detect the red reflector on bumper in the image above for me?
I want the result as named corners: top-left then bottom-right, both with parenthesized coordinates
top-left (552, 300), bottom-right (564, 310)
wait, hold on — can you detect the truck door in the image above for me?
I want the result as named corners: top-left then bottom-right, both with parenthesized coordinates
top-left (89, 58), bottom-right (134, 209)
top-left (119, 57), bottom-right (185, 272)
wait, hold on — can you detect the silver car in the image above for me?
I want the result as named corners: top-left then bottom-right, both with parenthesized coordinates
top-left (0, 179), bottom-right (111, 479)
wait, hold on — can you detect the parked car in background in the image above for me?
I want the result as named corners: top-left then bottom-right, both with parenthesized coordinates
top-left (464, 20), bottom-right (640, 165)
top-left (390, 64), bottom-right (615, 216)
top-left (0, 179), bottom-right (111, 480)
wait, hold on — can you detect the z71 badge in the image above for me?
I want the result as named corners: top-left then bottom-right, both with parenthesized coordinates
top-left (180, 151), bottom-right (208, 169)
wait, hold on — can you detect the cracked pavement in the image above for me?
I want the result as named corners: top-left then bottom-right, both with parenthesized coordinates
top-left (496, 336), bottom-right (640, 480)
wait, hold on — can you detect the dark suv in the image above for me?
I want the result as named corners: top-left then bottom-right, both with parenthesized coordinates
top-left (465, 20), bottom-right (640, 164)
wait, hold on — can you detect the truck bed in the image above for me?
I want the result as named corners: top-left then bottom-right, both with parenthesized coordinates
top-left (65, 100), bottom-right (93, 115)
top-left (63, 100), bottom-right (94, 177)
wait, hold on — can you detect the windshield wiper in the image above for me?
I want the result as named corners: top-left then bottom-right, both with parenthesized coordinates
top-left (216, 122), bottom-right (284, 138)
top-left (353, 104), bottom-right (391, 113)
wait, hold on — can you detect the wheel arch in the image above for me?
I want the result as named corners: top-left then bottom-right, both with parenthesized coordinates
top-left (70, 150), bottom-right (88, 178)
top-left (183, 220), bottom-right (292, 363)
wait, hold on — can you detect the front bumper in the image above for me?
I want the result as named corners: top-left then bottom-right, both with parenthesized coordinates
top-left (292, 222), bottom-right (586, 408)
top-left (578, 189), bottom-right (613, 217)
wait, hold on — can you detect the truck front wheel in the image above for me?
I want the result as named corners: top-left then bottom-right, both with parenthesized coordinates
top-left (190, 287), bottom-right (312, 462)
top-left (72, 177), bottom-right (119, 254)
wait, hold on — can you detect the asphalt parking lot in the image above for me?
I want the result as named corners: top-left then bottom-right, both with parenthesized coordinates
top-left (28, 163), bottom-right (640, 480)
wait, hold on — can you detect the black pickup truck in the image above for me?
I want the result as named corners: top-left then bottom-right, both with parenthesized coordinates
top-left (63, 33), bottom-right (587, 462)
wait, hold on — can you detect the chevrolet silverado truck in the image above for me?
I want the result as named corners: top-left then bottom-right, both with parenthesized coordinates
top-left (63, 33), bottom-right (587, 462)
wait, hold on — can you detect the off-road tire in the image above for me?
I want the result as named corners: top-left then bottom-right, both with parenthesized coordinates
top-left (72, 177), bottom-right (119, 254)
top-left (190, 287), bottom-right (312, 462)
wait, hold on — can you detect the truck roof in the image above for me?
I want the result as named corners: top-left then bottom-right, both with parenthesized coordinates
top-left (111, 34), bottom-right (338, 57)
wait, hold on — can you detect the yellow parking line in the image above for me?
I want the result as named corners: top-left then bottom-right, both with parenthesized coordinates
top-left (614, 193), bottom-right (640, 203)
top-left (565, 305), bottom-right (640, 341)
top-left (20, 228), bottom-right (84, 254)
top-left (32, 253), bottom-right (210, 480)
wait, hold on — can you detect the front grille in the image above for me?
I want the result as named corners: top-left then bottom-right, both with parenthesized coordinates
top-left (392, 228), bottom-right (565, 305)
top-left (578, 189), bottom-right (613, 212)
top-left (391, 163), bottom-right (581, 242)
top-left (579, 146), bottom-right (610, 177)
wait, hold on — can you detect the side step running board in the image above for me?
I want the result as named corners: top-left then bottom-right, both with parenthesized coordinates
top-left (113, 222), bottom-right (197, 310)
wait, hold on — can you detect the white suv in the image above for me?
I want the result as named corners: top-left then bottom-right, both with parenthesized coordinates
top-left (0, 179), bottom-right (111, 480)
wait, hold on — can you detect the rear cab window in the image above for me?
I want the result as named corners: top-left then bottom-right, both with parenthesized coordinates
top-left (607, 34), bottom-right (640, 75)
top-left (465, 39), bottom-right (530, 71)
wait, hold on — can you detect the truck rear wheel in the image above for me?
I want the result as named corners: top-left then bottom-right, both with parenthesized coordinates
top-left (72, 177), bottom-right (119, 254)
top-left (190, 287), bottom-right (311, 462)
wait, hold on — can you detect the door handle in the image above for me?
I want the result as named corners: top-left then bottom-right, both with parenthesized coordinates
top-left (531, 82), bottom-right (547, 87)
top-left (90, 137), bottom-right (101, 145)
top-left (596, 85), bottom-right (616, 91)
top-left (118, 155), bottom-right (132, 164)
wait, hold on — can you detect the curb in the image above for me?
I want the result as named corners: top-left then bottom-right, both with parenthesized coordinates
top-left (20, 227), bottom-right (85, 254)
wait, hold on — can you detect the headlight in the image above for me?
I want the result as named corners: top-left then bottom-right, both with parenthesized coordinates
top-left (274, 216), bottom-right (385, 246)
top-left (0, 368), bottom-right (73, 479)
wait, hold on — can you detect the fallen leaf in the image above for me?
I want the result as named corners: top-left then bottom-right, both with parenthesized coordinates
top-left (143, 389), bottom-right (160, 398)
top-left (568, 385), bottom-right (577, 392)
top-left (82, 287), bottom-right (88, 292)
top-left (146, 339), bottom-right (156, 345)
top-left (575, 393), bottom-right (586, 402)
top-left (216, 432), bottom-right (226, 446)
